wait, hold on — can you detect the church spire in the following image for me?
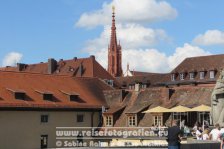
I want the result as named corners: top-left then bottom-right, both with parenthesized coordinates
top-left (110, 5), bottom-right (117, 51)
top-left (107, 6), bottom-right (123, 77)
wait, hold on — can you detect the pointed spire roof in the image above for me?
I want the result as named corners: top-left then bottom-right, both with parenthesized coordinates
top-left (109, 5), bottom-right (118, 50)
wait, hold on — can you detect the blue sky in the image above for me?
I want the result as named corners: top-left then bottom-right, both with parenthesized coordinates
top-left (0, 0), bottom-right (224, 72)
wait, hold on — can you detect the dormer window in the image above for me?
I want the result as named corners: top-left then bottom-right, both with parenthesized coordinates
top-left (180, 73), bottom-right (185, 80)
top-left (35, 90), bottom-right (53, 101)
top-left (6, 88), bottom-right (26, 100)
top-left (15, 92), bottom-right (26, 100)
top-left (43, 93), bottom-right (53, 101)
top-left (104, 79), bottom-right (114, 87)
top-left (70, 95), bottom-right (79, 101)
top-left (60, 90), bottom-right (80, 102)
top-left (189, 72), bottom-right (195, 80)
top-left (210, 70), bottom-right (215, 79)
top-left (200, 71), bottom-right (205, 79)
top-left (171, 74), bottom-right (175, 81)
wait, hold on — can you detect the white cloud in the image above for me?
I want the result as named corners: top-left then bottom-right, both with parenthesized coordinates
top-left (76, 0), bottom-right (177, 28)
top-left (2, 52), bottom-right (23, 67)
top-left (84, 24), bottom-right (169, 53)
top-left (77, 0), bottom-right (210, 73)
top-left (193, 30), bottom-right (224, 46)
top-left (167, 43), bottom-right (211, 69)
top-left (91, 43), bottom-right (210, 73)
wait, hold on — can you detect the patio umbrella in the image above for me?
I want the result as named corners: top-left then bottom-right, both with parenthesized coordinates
top-left (188, 104), bottom-right (211, 112)
top-left (169, 105), bottom-right (191, 112)
top-left (169, 105), bottom-right (191, 128)
top-left (142, 106), bottom-right (171, 113)
top-left (189, 104), bottom-right (211, 130)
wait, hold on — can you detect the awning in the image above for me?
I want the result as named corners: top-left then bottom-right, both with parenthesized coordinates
top-left (142, 106), bottom-right (171, 113)
top-left (189, 104), bottom-right (211, 112)
top-left (169, 105), bottom-right (191, 112)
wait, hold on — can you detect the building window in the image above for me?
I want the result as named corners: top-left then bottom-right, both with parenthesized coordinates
top-left (77, 114), bottom-right (84, 123)
top-left (104, 80), bottom-right (114, 87)
top-left (128, 115), bottom-right (136, 127)
top-left (43, 93), bottom-right (53, 101)
top-left (180, 73), bottom-right (185, 80)
top-left (129, 84), bottom-right (135, 90)
top-left (40, 135), bottom-right (48, 149)
top-left (189, 72), bottom-right (195, 80)
top-left (153, 115), bottom-right (163, 126)
top-left (142, 84), bottom-right (147, 89)
top-left (200, 71), bottom-right (205, 79)
top-left (210, 71), bottom-right (215, 79)
top-left (15, 92), bottom-right (25, 100)
top-left (171, 74), bottom-right (175, 81)
top-left (41, 115), bottom-right (48, 123)
top-left (105, 116), bottom-right (113, 126)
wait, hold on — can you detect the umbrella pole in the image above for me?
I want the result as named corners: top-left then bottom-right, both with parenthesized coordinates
top-left (203, 112), bottom-right (204, 131)
top-left (180, 113), bottom-right (181, 129)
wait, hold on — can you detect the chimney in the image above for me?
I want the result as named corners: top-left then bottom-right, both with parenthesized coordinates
top-left (90, 55), bottom-right (95, 60)
top-left (48, 58), bottom-right (57, 74)
top-left (162, 87), bottom-right (174, 101)
top-left (17, 63), bottom-right (26, 71)
top-left (73, 57), bottom-right (77, 61)
top-left (77, 63), bottom-right (83, 77)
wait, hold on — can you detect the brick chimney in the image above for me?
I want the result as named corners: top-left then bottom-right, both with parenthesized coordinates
top-left (48, 58), bottom-right (57, 74)
top-left (77, 63), bottom-right (83, 77)
top-left (17, 63), bottom-right (26, 71)
top-left (162, 87), bottom-right (174, 101)
top-left (90, 55), bottom-right (95, 60)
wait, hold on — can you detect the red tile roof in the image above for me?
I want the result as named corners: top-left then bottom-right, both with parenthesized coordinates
top-left (171, 54), bottom-right (224, 81)
top-left (0, 71), bottom-right (113, 109)
top-left (0, 56), bottom-right (120, 87)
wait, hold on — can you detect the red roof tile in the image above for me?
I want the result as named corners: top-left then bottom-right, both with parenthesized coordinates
top-left (0, 71), bottom-right (113, 109)
top-left (0, 56), bottom-right (120, 87)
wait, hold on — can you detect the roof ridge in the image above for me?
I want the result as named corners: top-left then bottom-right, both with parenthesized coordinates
top-left (186, 53), bottom-right (224, 59)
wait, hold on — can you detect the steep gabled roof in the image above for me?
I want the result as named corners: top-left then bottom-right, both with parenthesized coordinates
top-left (0, 56), bottom-right (120, 87)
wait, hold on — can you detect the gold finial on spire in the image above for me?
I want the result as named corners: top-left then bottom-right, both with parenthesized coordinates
top-left (112, 5), bottom-right (115, 13)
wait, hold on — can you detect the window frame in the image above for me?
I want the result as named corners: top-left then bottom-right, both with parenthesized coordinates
top-left (128, 115), bottom-right (137, 127)
top-left (180, 73), bottom-right (185, 80)
top-left (209, 70), bottom-right (215, 79)
top-left (171, 74), bottom-right (175, 81)
top-left (153, 115), bottom-right (163, 126)
top-left (105, 115), bottom-right (113, 127)
top-left (77, 114), bottom-right (84, 123)
top-left (189, 72), bottom-right (195, 80)
top-left (200, 71), bottom-right (205, 79)
top-left (41, 115), bottom-right (49, 123)
top-left (40, 135), bottom-right (48, 149)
